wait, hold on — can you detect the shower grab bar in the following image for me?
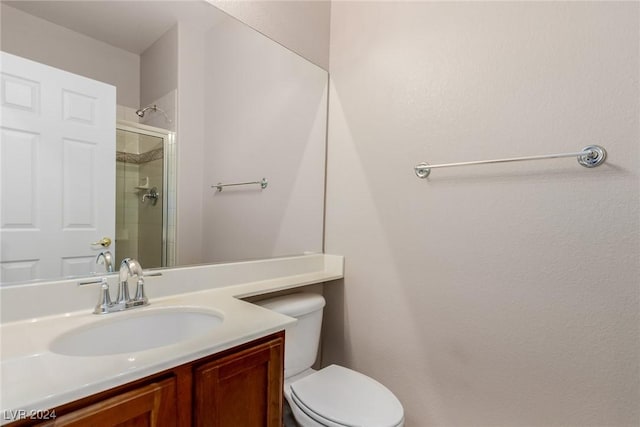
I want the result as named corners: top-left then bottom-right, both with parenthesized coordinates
top-left (213, 178), bottom-right (268, 192)
top-left (414, 145), bottom-right (607, 178)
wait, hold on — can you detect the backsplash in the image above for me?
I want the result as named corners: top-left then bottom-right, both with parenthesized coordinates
top-left (0, 254), bottom-right (342, 323)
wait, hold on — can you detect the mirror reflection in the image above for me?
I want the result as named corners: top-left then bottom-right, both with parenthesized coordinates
top-left (0, 0), bottom-right (327, 285)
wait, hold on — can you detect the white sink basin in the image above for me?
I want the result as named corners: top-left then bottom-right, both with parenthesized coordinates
top-left (50, 307), bottom-right (224, 357)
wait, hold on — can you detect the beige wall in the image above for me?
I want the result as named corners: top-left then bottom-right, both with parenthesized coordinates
top-left (323, 2), bottom-right (639, 426)
top-left (201, 9), bottom-right (327, 262)
top-left (210, 0), bottom-right (330, 70)
top-left (0, 4), bottom-right (140, 108)
top-left (174, 6), bottom-right (327, 266)
top-left (140, 26), bottom-right (178, 108)
top-left (175, 22), bottom-right (206, 266)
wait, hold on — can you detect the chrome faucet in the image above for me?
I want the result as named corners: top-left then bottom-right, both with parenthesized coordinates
top-left (93, 257), bottom-right (148, 314)
top-left (95, 251), bottom-right (113, 273)
top-left (141, 187), bottom-right (159, 205)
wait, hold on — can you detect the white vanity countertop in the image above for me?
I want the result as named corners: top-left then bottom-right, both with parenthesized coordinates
top-left (0, 254), bottom-right (343, 424)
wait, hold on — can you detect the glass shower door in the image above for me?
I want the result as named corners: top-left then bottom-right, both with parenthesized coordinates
top-left (115, 128), bottom-right (165, 268)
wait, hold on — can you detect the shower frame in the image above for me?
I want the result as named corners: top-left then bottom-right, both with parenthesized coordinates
top-left (116, 120), bottom-right (176, 268)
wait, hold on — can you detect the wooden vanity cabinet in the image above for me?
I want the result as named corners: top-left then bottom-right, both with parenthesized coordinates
top-left (193, 333), bottom-right (284, 427)
top-left (9, 332), bottom-right (284, 427)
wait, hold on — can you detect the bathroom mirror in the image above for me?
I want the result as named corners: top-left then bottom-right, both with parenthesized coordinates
top-left (0, 0), bottom-right (327, 285)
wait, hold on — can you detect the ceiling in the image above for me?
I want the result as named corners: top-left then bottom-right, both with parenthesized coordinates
top-left (3, 1), bottom-right (225, 54)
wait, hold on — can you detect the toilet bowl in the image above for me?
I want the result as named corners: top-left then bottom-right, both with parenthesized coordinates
top-left (257, 293), bottom-right (404, 427)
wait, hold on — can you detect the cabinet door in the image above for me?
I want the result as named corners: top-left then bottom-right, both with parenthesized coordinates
top-left (194, 336), bottom-right (284, 427)
top-left (37, 378), bottom-right (177, 427)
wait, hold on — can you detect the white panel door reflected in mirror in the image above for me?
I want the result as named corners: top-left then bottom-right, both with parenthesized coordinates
top-left (0, 52), bottom-right (116, 284)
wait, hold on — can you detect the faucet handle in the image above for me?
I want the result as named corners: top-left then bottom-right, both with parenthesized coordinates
top-left (93, 278), bottom-right (113, 314)
top-left (132, 278), bottom-right (148, 306)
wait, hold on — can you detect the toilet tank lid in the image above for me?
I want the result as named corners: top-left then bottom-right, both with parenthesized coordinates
top-left (256, 293), bottom-right (325, 317)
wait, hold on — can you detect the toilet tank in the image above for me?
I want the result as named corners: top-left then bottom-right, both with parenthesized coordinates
top-left (256, 293), bottom-right (325, 378)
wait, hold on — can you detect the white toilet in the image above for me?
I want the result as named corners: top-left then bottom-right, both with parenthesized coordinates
top-left (257, 293), bottom-right (404, 427)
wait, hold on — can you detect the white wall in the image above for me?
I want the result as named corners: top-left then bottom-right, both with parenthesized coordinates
top-left (210, 0), bottom-right (331, 70)
top-left (173, 6), bottom-right (327, 266)
top-left (175, 22), bottom-right (206, 266)
top-left (201, 11), bottom-right (327, 262)
top-left (0, 4), bottom-right (140, 108)
top-left (323, 2), bottom-right (639, 426)
top-left (140, 26), bottom-right (178, 108)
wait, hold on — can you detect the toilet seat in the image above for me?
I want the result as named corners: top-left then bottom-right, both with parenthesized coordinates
top-left (289, 365), bottom-right (404, 427)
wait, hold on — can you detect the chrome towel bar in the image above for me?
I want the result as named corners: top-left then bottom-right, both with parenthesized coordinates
top-left (213, 178), bottom-right (268, 192)
top-left (414, 145), bottom-right (607, 178)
